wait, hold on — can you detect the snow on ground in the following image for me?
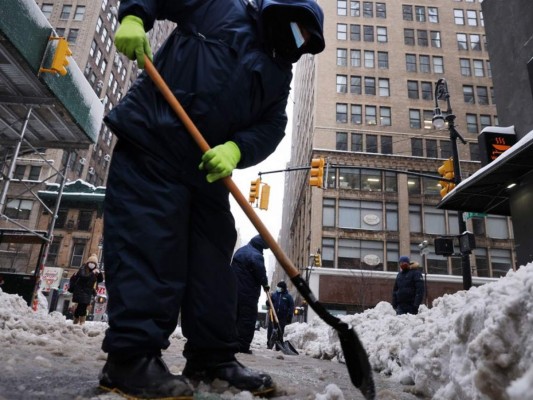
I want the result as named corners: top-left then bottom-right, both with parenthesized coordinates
top-left (1, 263), bottom-right (533, 400)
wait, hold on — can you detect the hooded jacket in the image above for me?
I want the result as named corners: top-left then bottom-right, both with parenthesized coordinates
top-left (105, 0), bottom-right (325, 182)
top-left (231, 235), bottom-right (269, 303)
top-left (392, 261), bottom-right (424, 314)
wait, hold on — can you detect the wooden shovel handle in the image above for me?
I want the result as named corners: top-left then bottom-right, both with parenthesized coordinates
top-left (143, 55), bottom-right (300, 279)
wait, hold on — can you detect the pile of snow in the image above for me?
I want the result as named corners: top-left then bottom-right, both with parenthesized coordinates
top-left (284, 263), bottom-right (533, 399)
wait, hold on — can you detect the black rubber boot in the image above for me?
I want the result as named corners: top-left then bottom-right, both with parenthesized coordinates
top-left (99, 353), bottom-right (194, 399)
top-left (182, 359), bottom-right (274, 394)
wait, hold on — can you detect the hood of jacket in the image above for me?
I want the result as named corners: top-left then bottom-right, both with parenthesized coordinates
top-left (258, 0), bottom-right (325, 63)
top-left (250, 234), bottom-right (269, 251)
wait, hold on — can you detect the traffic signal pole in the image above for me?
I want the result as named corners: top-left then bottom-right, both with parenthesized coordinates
top-left (434, 78), bottom-right (472, 290)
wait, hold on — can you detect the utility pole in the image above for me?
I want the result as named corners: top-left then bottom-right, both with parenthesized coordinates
top-left (432, 78), bottom-right (472, 290)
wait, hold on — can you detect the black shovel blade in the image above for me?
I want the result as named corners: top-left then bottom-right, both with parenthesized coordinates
top-left (291, 275), bottom-right (376, 400)
top-left (276, 340), bottom-right (299, 356)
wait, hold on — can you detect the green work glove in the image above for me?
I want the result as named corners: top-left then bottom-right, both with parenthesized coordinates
top-left (199, 141), bottom-right (241, 183)
top-left (114, 15), bottom-right (153, 69)
top-left (263, 285), bottom-right (270, 291)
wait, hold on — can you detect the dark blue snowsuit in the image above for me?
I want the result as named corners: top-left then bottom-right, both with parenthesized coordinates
top-left (267, 287), bottom-right (294, 339)
top-left (231, 235), bottom-right (269, 352)
top-left (392, 265), bottom-right (425, 315)
top-left (102, 0), bottom-right (325, 365)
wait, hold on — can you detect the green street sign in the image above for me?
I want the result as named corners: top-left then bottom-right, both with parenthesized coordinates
top-left (465, 212), bottom-right (487, 220)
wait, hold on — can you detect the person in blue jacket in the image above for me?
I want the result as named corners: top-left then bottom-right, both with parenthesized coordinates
top-left (99, 0), bottom-right (325, 398)
top-left (231, 235), bottom-right (270, 354)
top-left (392, 256), bottom-right (425, 315)
top-left (267, 280), bottom-right (294, 346)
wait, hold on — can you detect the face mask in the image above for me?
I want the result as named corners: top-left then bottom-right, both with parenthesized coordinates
top-left (276, 287), bottom-right (282, 292)
top-left (87, 262), bottom-right (96, 270)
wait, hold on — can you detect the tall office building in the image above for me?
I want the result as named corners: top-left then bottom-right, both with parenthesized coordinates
top-left (278, 0), bottom-right (516, 312)
top-left (0, 0), bottom-right (174, 275)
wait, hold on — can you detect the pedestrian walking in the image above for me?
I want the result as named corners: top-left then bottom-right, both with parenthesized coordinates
top-left (69, 254), bottom-right (103, 325)
top-left (392, 256), bottom-right (425, 315)
top-left (231, 235), bottom-right (270, 354)
top-left (99, 0), bottom-right (325, 398)
top-left (267, 281), bottom-right (294, 346)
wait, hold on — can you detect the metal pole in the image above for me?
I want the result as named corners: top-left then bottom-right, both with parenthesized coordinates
top-left (438, 79), bottom-right (472, 290)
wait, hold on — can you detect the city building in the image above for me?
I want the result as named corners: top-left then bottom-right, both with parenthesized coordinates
top-left (277, 0), bottom-right (516, 315)
top-left (0, 0), bottom-right (174, 311)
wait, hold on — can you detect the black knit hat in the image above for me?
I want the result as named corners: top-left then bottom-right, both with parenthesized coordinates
top-left (277, 281), bottom-right (287, 290)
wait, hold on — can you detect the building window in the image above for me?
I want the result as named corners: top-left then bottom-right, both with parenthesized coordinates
top-left (417, 30), bottom-right (428, 47)
top-left (457, 33), bottom-right (468, 50)
top-left (480, 114), bottom-right (491, 130)
top-left (404, 29), bottom-right (415, 46)
top-left (410, 110), bottom-right (422, 130)
top-left (60, 5), bottom-right (72, 20)
top-left (427, 139), bottom-right (438, 158)
top-left (428, 7), bottom-right (439, 23)
top-left (473, 59), bottom-right (485, 77)
top-left (71, 241), bottom-right (87, 268)
top-left (67, 29), bottom-right (79, 44)
top-left (364, 77), bottom-right (376, 95)
top-left (337, 24), bottom-right (348, 40)
top-left (477, 86), bottom-right (489, 104)
top-left (470, 34), bottom-right (482, 51)
top-left (421, 82), bottom-right (433, 100)
top-left (351, 105), bottom-right (362, 124)
top-left (378, 79), bottom-right (390, 96)
top-left (337, 0), bottom-right (347, 16)
top-left (337, 75), bottom-right (348, 93)
top-left (377, 51), bottom-right (389, 68)
top-left (415, 6), bottom-right (426, 22)
top-left (407, 81), bottom-right (419, 99)
top-left (336, 103), bottom-right (348, 123)
top-left (419, 55), bottom-right (430, 73)
top-left (363, 1), bottom-right (373, 17)
top-left (323, 198), bottom-right (336, 227)
top-left (13, 165), bottom-right (25, 180)
top-left (469, 142), bottom-right (480, 161)
top-left (46, 238), bottom-right (62, 266)
top-left (402, 5), bottom-right (413, 21)
top-left (365, 106), bottom-right (377, 125)
top-left (463, 85), bottom-right (475, 103)
top-left (454, 9), bottom-right (465, 25)
top-left (74, 5), bottom-right (86, 21)
top-left (351, 76), bottom-right (362, 94)
top-left (460, 58), bottom-right (471, 76)
top-left (351, 133), bottom-right (363, 151)
top-left (380, 107), bottom-right (391, 126)
top-left (351, 24), bottom-right (361, 41)
top-left (41, 3), bottom-right (53, 18)
top-left (351, 1), bottom-right (361, 17)
top-left (4, 199), bottom-right (33, 220)
top-left (367, 134), bottom-right (378, 152)
top-left (490, 249), bottom-right (512, 277)
top-left (337, 48), bottom-right (347, 66)
top-left (322, 238), bottom-right (335, 268)
top-left (467, 10), bottom-right (478, 26)
top-left (376, 3), bottom-right (386, 18)
top-left (466, 114), bottom-right (478, 133)
top-left (339, 200), bottom-right (383, 229)
top-left (28, 166), bottom-right (41, 181)
top-left (381, 135), bottom-right (392, 154)
top-left (406, 54), bottom-right (417, 72)
top-left (424, 207), bottom-right (446, 235)
top-left (377, 27), bottom-right (388, 43)
top-left (363, 25), bottom-right (374, 42)
top-left (351, 49), bottom-right (361, 67)
top-left (78, 210), bottom-right (93, 231)
top-left (409, 205), bottom-right (422, 232)
top-left (336, 132), bottom-right (348, 150)
top-left (441, 141), bottom-right (452, 159)
top-left (364, 51), bottom-right (374, 68)
top-left (431, 31), bottom-right (441, 48)
top-left (411, 138), bottom-right (423, 156)
top-left (433, 56), bottom-right (444, 73)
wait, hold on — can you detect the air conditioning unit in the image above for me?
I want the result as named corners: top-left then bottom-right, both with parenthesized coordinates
top-left (79, 158), bottom-right (86, 165)
top-left (104, 154), bottom-right (111, 162)
top-left (88, 167), bottom-right (95, 175)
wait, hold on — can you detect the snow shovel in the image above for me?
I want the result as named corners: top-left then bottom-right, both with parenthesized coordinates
top-left (143, 56), bottom-right (376, 400)
top-left (265, 290), bottom-right (299, 356)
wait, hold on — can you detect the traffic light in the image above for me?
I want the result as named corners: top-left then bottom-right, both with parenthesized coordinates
top-left (40, 37), bottom-right (72, 76)
top-left (309, 157), bottom-right (325, 187)
top-left (313, 253), bottom-right (321, 267)
top-left (437, 158), bottom-right (455, 198)
top-left (259, 183), bottom-right (270, 210)
top-left (249, 178), bottom-right (260, 203)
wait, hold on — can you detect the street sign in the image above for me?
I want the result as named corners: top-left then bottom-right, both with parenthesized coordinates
top-left (465, 212), bottom-right (487, 220)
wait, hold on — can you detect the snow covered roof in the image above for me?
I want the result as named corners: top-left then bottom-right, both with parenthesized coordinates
top-left (438, 129), bottom-right (533, 216)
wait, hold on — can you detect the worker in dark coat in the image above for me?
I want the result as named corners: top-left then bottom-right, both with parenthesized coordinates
top-left (100, 0), bottom-right (325, 398)
top-left (70, 254), bottom-right (103, 325)
top-left (267, 280), bottom-right (294, 345)
top-left (231, 235), bottom-right (270, 354)
top-left (392, 256), bottom-right (425, 315)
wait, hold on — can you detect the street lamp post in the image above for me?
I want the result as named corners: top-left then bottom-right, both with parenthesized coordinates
top-left (432, 78), bottom-right (472, 290)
